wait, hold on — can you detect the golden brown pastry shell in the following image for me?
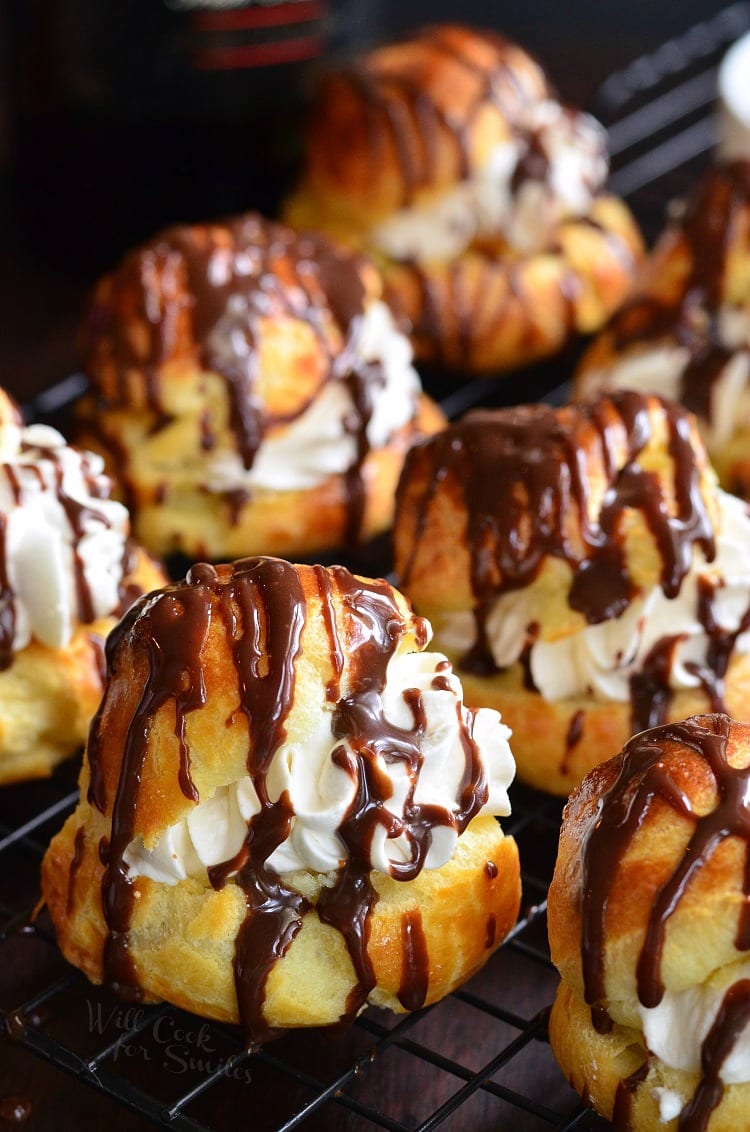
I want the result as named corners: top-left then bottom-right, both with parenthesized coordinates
top-left (43, 808), bottom-right (520, 1028)
top-left (78, 392), bottom-right (445, 560)
top-left (435, 648), bottom-right (750, 796)
top-left (547, 715), bottom-right (750, 1128)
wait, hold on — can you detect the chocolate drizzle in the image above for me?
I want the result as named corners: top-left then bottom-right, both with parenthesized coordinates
top-left (608, 161), bottom-right (750, 426)
top-left (84, 215), bottom-right (397, 545)
top-left (398, 391), bottom-right (714, 683)
top-left (90, 557), bottom-right (487, 1044)
top-left (577, 715), bottom-right (750, 1122)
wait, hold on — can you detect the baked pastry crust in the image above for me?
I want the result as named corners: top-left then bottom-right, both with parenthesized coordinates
top-left (576, 161), bottom-right (750, 497)
top-left (79, 213), bottom-right (444, 559)
top-left (393, 392), bottom-right (749, 794)
top-left (548, 714), bottom-right (750, 1130)
top-left (284, 24), bottom-right (644, 374)
top-left (0, 546), bottom-right (164, 786)
top-left (42, 559), bottom-right (521, 1038)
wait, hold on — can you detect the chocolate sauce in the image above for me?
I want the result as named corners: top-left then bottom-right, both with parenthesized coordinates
top-left (90, 557), bottom-right (485, 1043)
top-left (559, 709), bottom-right (585, 777)
top-left (0, 515), bottom-right (15, 670)
top-left (66, 827), bottom-right (86, 916)
top-left (397, 909), bottom-right (430, 1011)
top-left (398, 391), bottom-right (714, 686)
top-left (610, 162), bottom-right (750, 426)
top-left (83, 215), bottom-right (394, 546)
top-left (485, 860), bottom-right (498, 880)
top-left (579, 714), bottom-right (750, 1026)
top-left (611, 1061), bottom-right (648, 1129)
top-left (678, 979), bottom-right (750, 1132)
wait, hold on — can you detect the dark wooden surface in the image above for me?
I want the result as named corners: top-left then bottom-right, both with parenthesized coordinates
top-left (0, 3), bottom-right (734, 1129)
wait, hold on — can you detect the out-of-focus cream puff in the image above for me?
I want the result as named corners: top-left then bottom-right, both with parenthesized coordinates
top-left (284, 24), bottom-right (643, 374)
top-left (78, 213), bottom-right (444, 561)
top-left (394, 390), bottom-right (750, 795)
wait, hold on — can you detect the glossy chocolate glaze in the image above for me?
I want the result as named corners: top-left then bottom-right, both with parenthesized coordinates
top-left (609, 161), bottom-right (750, 424)
top-left (398, 391), bottom-right (714, 681)
top-left (88, 558), bottom-right (489, 1043)
top-left (84, 215), bottom-right (396, 545)
top-left (337, 25), bottom-right (548, 201)
top-left (578, 715), bottom-right (750, 1121)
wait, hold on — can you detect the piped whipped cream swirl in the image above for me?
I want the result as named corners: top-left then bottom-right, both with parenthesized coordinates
top-left (439, 488), bottom-right (750, 704)
top-left (371, 101), bottom-right (608, 262)
top-left (0, 422), bottom-right (131, 658)
top-left (124, 647), bottom-right (515, 884)
top-left (204, 298), bottom-right (421, 493)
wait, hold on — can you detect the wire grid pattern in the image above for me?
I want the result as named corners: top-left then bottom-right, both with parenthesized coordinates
top-left (2, 7), bottom-right (750, 1127)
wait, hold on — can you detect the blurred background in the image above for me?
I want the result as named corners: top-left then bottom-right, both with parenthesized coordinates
top-left (0, 0), bottom-right (739, 396)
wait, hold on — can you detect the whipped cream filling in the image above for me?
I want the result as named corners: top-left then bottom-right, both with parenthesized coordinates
top-left (370, 101), bottom-right (608, 262)
top-left (639, 964), bottom-right (750, 1089)
top-left (579, 306), bottom-right (750, 451)
top-left (204, 299), bottom-right (421, 493)
top-left (0, 423), bottom-right (131, 652)
top-left (438, 489), bottom-right (750, 703)
top-left (124, 647), bottom-right (516, 885)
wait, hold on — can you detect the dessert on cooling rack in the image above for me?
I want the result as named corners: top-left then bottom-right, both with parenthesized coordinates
top-left (77, 213), bottom-right (444, 561)
top-left (393, 390), bottom-right (750, 795)
top-left (283, 23), bottom-right (643, 374)
top-left (42, 557), bottom-right (520, 1043)
top-left (576, 161), bottom-right (750, 498)
top-left (0, 388), bottom-right (164, 785)
top-left (549, 713), bottom-right (750, 1131)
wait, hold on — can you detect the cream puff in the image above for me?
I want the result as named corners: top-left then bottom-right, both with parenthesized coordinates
top-left (41, 557), bottom-right (520, 1044)
top-left (78, 213), bottom-right (444, 561)
top-left (0, 387), bottom-right (164, 785)
top-left (549, 713), bottom-right (750, 1131)
top-left (576, 161), bottom-right (750, 498)
top-left (393, 391), bottom-right (750, 795)
top-left (284, 23), bottom-right (644, 374)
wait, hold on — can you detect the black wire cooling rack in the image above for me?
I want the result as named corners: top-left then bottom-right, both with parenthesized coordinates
top-left (3, 5), bottom-right (750, 1129)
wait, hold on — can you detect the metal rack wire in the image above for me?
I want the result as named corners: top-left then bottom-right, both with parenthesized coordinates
top-left (3, 6), bottom-right (750, 1128)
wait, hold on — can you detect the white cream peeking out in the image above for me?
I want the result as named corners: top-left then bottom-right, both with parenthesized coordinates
top-left (204, 299), bottom-right (420, 493)
top-left (0, 423), bottom-right (131, 653)
top-left (437, 489), bottom-right (750, 703)
top-left (123, 646), bottom-right (516, 884)
top-left (370, 101), bottom-right (608, 262)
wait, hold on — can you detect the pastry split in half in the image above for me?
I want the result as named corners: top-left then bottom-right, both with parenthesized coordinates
top-left (78, 213), bottom-right (444, 561)
top-left (393, 390), bottom-right (750, 795)
top-left (0, 388), bottom-right (164, 785)
top-left (42, 557), bottom-right (520, 1043)
top-left (284, 23), bottom-right (643, 374)
top-left (576, 160), bottom-right (750, 497)
top-left (549, 713), bottom-right (750, 1131)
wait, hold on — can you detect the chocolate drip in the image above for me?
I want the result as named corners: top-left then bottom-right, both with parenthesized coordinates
top-left (579, 715), bottom-right (750, 1037)
top-left (90, 557), bottom-right (484, 1041)
top-left (559, 709), bottom-right (585, 777)
top-left (610, 162), bottom-right (750, 425)
top-left (0, 515), bottom-right (15, 670)
top-left (66, 827), bottom-right (86, 916)
top-left (678, 979), bottom-right (750, 1132)
top-left (90, 572), bottom-right (213, 996)
top-left (397, 909), bottom-right (430, 1011)
top-left (398, 392), bottom-right (714, 683)
top-left (612, 1061), bottom-right (649, 1129)
top-left (85, 215), bottom-right (392, 545)
top-left (340, 25), bottom-right (547, 203)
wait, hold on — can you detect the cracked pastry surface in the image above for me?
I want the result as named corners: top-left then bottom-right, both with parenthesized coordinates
top-left (0, 387), bottom-right (165, 785)
top-left (78, 213), bottom-right (444, 560)
top-left (283, 23), bottom-right (643, 374)
top-left (548, 713), bottom-right (750, 1131)
top-left (393, 390), bottom-right (750, 795)
top-left (576, 161), bottom-right (750, 498)
top-left (41, 557), bottom-right (521, 1042)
